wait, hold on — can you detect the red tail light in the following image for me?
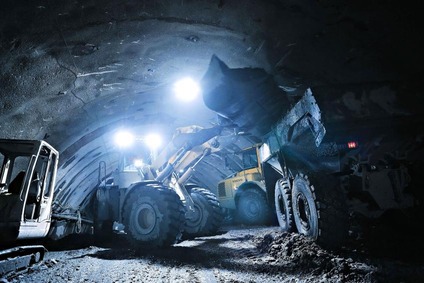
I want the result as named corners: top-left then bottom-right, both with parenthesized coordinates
top-left (347, 141), bottom-right (358, 149)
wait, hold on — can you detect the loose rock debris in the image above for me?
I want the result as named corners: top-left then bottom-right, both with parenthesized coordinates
top-left (2, 226), bottom-right (424, 283)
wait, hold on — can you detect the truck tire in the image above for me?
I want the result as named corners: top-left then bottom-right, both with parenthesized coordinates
top-left (291, 173), bottom-right (349, 249)
top-left (236, 188), bottom-right (271, 225)
top-left (182, 187), bottom-right (223, 239)
top-left (122, 185), bottom-right (185, 248)
top-left (274, 179), bottom-right (294, 232)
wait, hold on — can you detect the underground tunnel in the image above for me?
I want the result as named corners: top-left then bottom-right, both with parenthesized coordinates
top-left (1, 1), bottom-right (424, 282)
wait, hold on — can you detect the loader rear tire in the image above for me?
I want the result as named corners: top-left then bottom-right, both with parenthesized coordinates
top-left (292, 173), bottom-right (349, 249)
top-left (275, 179), bottom-right (294, 232)
top-left (182, 187), bottom-right (223, 239)
top-left (122, 185), bottom-right (185, 249)
top-left (235, 188), bottom-right (271, 226)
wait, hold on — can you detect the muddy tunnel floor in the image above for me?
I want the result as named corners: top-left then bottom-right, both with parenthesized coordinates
top-left (2, 225), bottom-right (424, 283)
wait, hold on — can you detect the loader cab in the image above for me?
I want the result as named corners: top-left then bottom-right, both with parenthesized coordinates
top-left (111, 152), bottom-right (149, 190)
top-left (241, 146), bottom-right (261, 172)
top-left (0, 139), bottom-right (59, 243)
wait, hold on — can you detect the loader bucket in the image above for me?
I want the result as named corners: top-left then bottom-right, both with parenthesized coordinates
top-left (200, 55), bottom-right (290, 137)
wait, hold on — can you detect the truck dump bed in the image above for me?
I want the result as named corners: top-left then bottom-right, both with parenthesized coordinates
top-left (201, 55), bottom-right (424, 164)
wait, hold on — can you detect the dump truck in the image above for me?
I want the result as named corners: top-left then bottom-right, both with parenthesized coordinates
top-left (217, 143), bottom-right (273, 226)
top-left (201, 55), bottom-right (424, 249)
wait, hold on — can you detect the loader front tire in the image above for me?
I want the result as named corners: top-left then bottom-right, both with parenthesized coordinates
top-left (123, 185), bottom-right (184, 249)
top-left (183, 187), bottom-right (223, 239)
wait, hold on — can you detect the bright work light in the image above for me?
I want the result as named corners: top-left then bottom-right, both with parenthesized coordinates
top-left (173, 77), bottom-right (201, 101)
top-left (114, 131), bottom-right (134, 148)
top-left (133, 159), bottom-right (144, 168)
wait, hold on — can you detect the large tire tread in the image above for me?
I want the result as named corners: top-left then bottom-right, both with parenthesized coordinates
top-left (292, 173), bottom-right (349, 249)
top-left (122, 185), bottom-right (185, 249)
top-left (275, 179), bottom-right (294, 232)
top-left (182, 187), bottom-right (223, 239)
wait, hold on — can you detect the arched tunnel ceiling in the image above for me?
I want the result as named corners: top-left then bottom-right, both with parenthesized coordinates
top-left (1, 1), bottom-right (422, 215)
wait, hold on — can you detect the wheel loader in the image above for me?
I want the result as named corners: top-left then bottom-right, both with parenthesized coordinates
top-left (94, 125), bottom-right (224, 245)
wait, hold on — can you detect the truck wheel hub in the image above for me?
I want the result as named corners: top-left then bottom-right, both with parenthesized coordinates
top-left (296, 194), bottom-right (311, 231)
top-left (246, 201), bottom-right (260, 215)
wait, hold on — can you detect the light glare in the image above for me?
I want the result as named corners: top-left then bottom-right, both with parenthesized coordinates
top-left (115, 131), bottom-right (134, 148)
top-left (145, 134), bottom-right (162, 150)
top-left (173, 77), bottom-right (201, 101)
top-left (133, 159), bottom-right (144, 168)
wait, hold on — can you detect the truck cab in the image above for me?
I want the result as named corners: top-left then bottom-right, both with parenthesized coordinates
top-left (218, 144), bottom-right (272, 225)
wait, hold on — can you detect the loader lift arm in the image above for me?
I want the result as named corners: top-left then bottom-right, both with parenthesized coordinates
top-left (153, 126), bottom-right (222, 220)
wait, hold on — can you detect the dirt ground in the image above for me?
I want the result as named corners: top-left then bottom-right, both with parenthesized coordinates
top-left (2, 223), bottom-right (424, 283)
